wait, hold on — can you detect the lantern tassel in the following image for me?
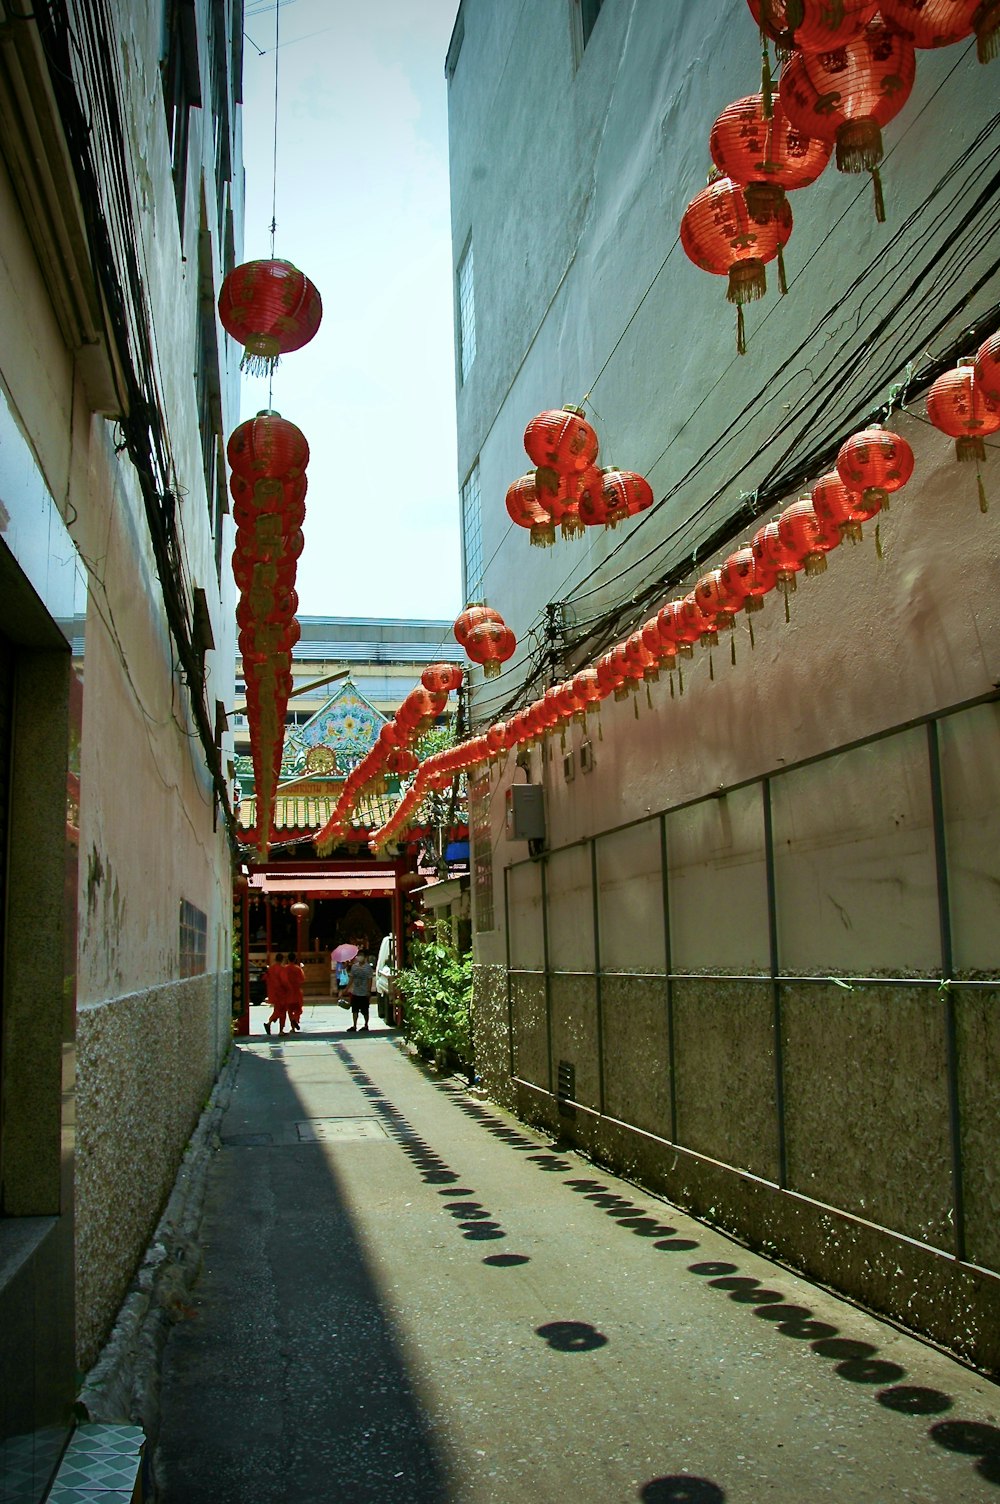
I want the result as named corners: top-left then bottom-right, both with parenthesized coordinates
top-left (777, 242), bottom-right (788, 297)
top-left (730, 634), bottom-right (737, 668)
top-left (678, 665), bottom-right (684, 697)
top-left (977, 466), bottom-right (989, 515)
top-left (669, 673), bottom-right (675, 700)
top-left (708, 648), bottom-right (715, 683)
top-left (871, 168), bottom-right (886, 225)
top-left (760, 36), bottom-right (774, 119)
top-left (977, 15), bottom-right (999, 63)
top-left (633, 695), bottom-right (640, 720)
top-left (646, 681), bottom-right (653, 708)
top-left (875, 521), bottom-right (883, 560)
top-left (737, 304), bottom-right (747, 357)
top-left (240, 350), bottom-right (281, 378)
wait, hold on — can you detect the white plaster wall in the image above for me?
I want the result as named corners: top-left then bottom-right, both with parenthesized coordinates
top-left (0, 0), bottom-right (243, 1363)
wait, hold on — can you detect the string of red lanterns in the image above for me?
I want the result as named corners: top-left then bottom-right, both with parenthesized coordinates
top-left (313, 669), bottom-right (464, 856)
top-left (362, 384), bottom-right (996, 852)
top-left (219, 256), bottom-right (324, 857)
top-left (685, 6), bottom-right (994, 352)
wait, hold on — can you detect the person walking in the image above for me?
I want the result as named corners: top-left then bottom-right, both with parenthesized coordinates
top-left (346, 948), bottom-right (374, 1033)
top-left (286, 952), bottom-right (305, 1032)
top-left (263, 952), bottom-right (291, 1036)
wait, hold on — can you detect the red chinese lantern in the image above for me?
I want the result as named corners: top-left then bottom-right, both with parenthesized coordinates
top-left (836, 424), bottom-right (915, 511)
top-left (228, 411), bottom-right (309, 482)
top-left (709, 94), bottom-right (832, 225)
top-left (926, 358), bottom-right (1000, 462)
top-left (601, 469), bottom-right (655, 526)
top-left (596, 650), bottom-right (627, 699)
top-left (694, 568), bottom-right (746, 630)
top-left (975, 331), bottom-right (1000, 403)
top-left (777, 498), bottom-right (842, 574)
top-left (724, 541), bottom-right (781, 634)
top-left (533, 468), bottom-right (588, 540)
top-left (748, 0), bottom-right (879, 52)
top-left (218, 259), bottom-right (323, 374)
top-left (656, 601), bottom-right (695, 658)
top-left (571, 666), bottom-right (604, 712)
top-left (879, 0), bottom-right (998, 60)
top-left (465, 620), bottom-right (516, 678)
top-left (680, 176), bottom-right (793, 353)
top-left (577, 464), bottom-right (611, 527)
top-left (523, 407), bottom-right (599, 479)
top-left (454, 604), bottom-right (504, 647)
top-left (421, 663), bottom-right (464, 694)
top-left (752, 520), bottom-right (803, 618)
top-left (779, 18), bottom-right (916, 221)
top-left (925, 357), bottom-right (1000, 512)
top-left (811, 470), bottom-right (866, 541)
top-left (506, 473), bottom-right (556, 548)
top-left (626, 630), bottom-right (660, 683)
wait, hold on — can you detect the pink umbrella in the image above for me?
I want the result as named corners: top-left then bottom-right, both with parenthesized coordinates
top-left (331, 943), bottom-right (358, 964)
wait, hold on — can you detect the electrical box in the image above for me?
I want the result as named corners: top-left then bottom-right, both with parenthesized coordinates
top-left (505, 783), bottom-right (546, 842)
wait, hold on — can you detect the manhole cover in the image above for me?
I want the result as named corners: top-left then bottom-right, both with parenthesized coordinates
top-left (297, 1118), bottom-right (388, 1142)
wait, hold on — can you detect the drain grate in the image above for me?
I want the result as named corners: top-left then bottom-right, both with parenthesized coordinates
top-left (296, 1117), bottom-right (389, 1142)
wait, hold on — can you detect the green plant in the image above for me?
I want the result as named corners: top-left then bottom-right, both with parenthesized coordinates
top-left (396, 939), bottom-right (472, 1066)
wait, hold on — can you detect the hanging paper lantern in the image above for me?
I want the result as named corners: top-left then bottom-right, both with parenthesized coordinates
top-left (228, 411), bottom-right (309, 481)
top-left (218, 259), bottom-right (323, 375)
top-left (571, 666), bottom-right (605, 712)
top-left (753, 519), bottom-right (804, 589)
top-left (454, 604), bottom-right (504, 647)
top-left (465, 620), bottom-right (516, 679)
top-left (748, 0), bottom-right (879, 53)
top-left (779, 18), bottom-right (916, 221)
top-left (925, 359), bottom-right (1000, 463)
top-left (878, 0), bottom-right (998, 60)
top-left (811, 470), bottom-right (866, 541)
top-left (534, 468), bottom-right (589, 540)
top-left (721, 535), bottom-right (770, 626)
top-left (777, 498), bottom-right (842, 574)
top-left (505, 473), bottom-right (556, 547)
top-left (576, 464), bottom-right (611, 528)
top-left (523, 407), bottom-right (599, 479)
top-left (681, 176), bottom-right (793, 353)
top-left (836, 424), bottom-right (915, 511)
top-left (694, 568), bottom-right (746, 630)
top-left (975, 331), bottom-right (1000, 402)
top-left (709, 94), bottom-right (832, 225)
top-left (925, 357), bottom-right (1000, 513)
top-left (601, 469), bottom-right (655, 526)
top-left (421, 663), bottom-right (464, 695)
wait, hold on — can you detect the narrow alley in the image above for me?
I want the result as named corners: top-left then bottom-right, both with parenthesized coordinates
top-left (156, 1010), bottom-right (1000, 1504)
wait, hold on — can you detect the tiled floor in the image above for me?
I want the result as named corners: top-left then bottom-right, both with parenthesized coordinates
top-left (45, 1424), bottom-right (143, 1503)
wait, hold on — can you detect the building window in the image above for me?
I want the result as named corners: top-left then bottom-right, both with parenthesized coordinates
top-left (161, 0), bottom-right (202, 234)
top-left (461, 462), bottom-right (484, 601)
top-left (571, 0), bottom-right (606, 62)
top-left (196, 203), bottom-right (226, 578)
top-left (179, 899), bottom-right (207, 977)
top-left (457, 236), bottom-right (476, 383)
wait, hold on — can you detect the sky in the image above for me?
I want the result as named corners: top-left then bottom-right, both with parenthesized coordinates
top-left (239, 0), bottom-right (463, 622)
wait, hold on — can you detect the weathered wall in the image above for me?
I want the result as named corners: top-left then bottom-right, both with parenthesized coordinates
top-left (0, 0), bottom-right (243, 1402)
top-left (450, 0), bottom-right (1000, 1366)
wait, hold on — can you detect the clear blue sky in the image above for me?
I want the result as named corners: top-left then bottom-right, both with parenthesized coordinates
top-left (240, 0), bottom-right (463, 622)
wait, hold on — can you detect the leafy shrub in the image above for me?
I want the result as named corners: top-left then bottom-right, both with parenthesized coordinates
top-left (396, 940), bottom-right (472, 1066)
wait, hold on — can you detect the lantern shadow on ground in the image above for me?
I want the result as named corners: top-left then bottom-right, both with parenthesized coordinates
top-left (333, 1046), bottom-right (522, 1255)
top-left (535, 1321), bottom-right (609, 1353)
top-left (639, 1478), bottom-right (726, 1503)
top-left (435, 1087), bottom-right (1000, 1492)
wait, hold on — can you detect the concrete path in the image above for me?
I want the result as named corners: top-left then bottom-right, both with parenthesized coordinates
top-left (156, 1004), bottom-right (1000, 1503)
